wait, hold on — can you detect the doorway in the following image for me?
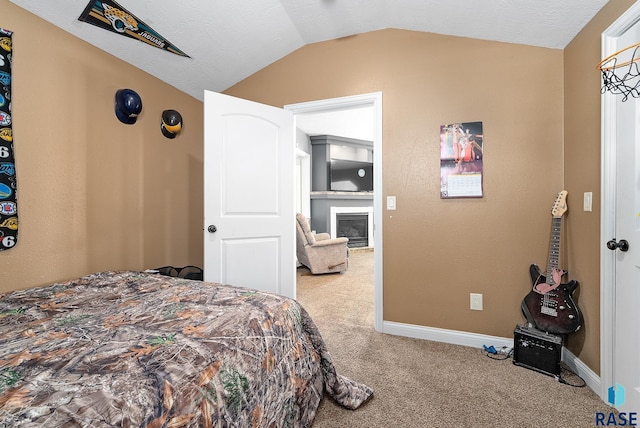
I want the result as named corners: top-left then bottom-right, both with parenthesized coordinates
top-left (601, 2), bottom-right (640, 412)
top-left (285, 92), bottom-right (383, 332)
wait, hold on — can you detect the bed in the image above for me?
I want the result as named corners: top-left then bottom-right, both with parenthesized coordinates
top-left (0, 271), bottom-right (372, 427)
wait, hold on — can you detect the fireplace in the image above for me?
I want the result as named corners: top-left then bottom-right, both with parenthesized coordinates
top-left (330, 206), bottom-right (373, 248)
top-left (336, 213), bottom-right (369, 247)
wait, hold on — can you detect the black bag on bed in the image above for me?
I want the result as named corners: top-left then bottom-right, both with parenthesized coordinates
top-left (154, 265), bottom-right (203, 281)
top-left (178, 266), bottom-right (203, 281)
top-left (154, 266), bottom-right (179, 277)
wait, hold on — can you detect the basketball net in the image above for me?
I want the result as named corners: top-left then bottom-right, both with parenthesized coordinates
top-left (597, 42), bottom-right (640, 102)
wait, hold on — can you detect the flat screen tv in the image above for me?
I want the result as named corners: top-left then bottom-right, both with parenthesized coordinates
top-left (329, 159), bottom-right (373, 192)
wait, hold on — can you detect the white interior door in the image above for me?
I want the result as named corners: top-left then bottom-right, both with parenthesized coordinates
top-left (203, 91), bottom-right (295, 298)
top-left (611, 89), bottom-right (640, 414)
top-left (602, 4), bottom-right (640, 413)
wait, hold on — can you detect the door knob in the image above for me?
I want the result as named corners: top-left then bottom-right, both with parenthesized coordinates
top-left (607, 239), bottom-right (629, 252)
top-left (207, 225), bottom-right (217, 233)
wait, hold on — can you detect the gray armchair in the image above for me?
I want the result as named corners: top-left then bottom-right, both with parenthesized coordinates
top-left (296, 213), bottom-right (349, 274)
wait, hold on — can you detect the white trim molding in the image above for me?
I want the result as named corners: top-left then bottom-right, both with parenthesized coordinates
top-left (285, 92), bottom-right (384, 332)
top-left (382, 321), bottom-right (513, 350)
top-left (562, 347), bottom-right (601, 394)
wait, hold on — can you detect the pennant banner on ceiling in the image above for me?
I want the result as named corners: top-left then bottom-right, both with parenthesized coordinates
top-left (78, 0), bottom-right (190, 58)
top-left (0, 28), bottom-right (18, 251)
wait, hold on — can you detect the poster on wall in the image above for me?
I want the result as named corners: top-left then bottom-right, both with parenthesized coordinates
top-left (440, 121), bottom-right (484, 198)
top-left (0, 28), bottom-right (18, 251)
top-left (78, 0), bottom-right (190, 58)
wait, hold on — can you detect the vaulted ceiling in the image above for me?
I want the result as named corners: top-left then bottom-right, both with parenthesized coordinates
top-left (10, 0), bottom-right (609, 101)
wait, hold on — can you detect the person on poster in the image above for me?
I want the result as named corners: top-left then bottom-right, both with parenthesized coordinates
top-left (452, 132), bottom-right (483, 174)
top-left (440, 121), bottom-right (484, 198)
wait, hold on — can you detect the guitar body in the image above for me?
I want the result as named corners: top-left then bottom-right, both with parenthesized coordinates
top-left (521, 263), bottom-right (582, 334)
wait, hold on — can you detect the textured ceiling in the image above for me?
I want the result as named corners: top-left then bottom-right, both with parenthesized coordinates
top-left (10, 0), bottom-right (609, 101)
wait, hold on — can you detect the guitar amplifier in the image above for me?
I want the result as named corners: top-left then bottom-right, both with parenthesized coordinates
top-left (513, 324), bottom-right (562, 380)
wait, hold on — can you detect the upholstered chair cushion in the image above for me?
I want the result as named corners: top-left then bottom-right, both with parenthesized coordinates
top-left (296, 213), bottom-right (316, 245)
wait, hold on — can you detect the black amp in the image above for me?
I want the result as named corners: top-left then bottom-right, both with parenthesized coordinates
top-left (513, 324), bottom-right (562, 380)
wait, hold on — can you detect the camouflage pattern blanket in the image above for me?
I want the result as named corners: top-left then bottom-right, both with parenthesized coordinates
top-left (0, 271), bottom-right (372, 427)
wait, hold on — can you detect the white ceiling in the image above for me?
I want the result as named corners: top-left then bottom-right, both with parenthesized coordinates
top-left (295, 106), bottom-right (375, 141)
top-left (11, 0), bottom-right (609, 102)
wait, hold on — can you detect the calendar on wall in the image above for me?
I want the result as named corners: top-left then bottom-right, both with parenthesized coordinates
top-left (439, 121), bottom-right (484, 199)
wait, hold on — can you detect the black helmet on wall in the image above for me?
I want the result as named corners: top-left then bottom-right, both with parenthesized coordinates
top-left (114, 89), bottom-right (142, 124)
top-left (161, 109), bottom-right (183, 138)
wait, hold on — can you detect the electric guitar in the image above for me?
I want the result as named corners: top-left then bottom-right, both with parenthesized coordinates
top-left (521, 191), bottom-right (582, 335)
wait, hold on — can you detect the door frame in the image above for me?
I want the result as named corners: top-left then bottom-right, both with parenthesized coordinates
top-left (600, 1), bottom-right (640, 403)
top-left (285, 92), bottom-right (384, 332)
top-left (295, 148), bottom-right (311, 219)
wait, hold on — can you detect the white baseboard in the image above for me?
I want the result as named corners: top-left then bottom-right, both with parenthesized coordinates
top-left (382, 320), bottom-right (513, 349)
top-left (381, 321), bottom-right (601, 399)
top-left (562, 346), bottom-right (601, 395)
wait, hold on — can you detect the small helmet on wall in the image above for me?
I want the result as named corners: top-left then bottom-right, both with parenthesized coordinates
top-left (114, 89), bottom-right (142, 124)
top-left (161, 109), bottom-right (183, 138)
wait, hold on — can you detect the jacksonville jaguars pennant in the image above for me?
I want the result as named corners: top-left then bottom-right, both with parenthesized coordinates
top-left (78, 0), bottom-right (190, 57)
top-left (0, 28), bottom-right (17, 251)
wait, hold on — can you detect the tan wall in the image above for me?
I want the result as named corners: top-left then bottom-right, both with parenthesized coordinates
top-left (563, 0), bottom-right (636, 374)
top-left (226, 30), bottom-right (565, 341)
top-left (0, 0), bottom-right (204, 291)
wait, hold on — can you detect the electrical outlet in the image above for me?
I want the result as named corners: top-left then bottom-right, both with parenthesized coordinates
top-left (470, 293), bottom-right (483, 311)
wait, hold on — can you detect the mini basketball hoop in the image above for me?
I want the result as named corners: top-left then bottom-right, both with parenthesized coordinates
top-left (597, 42), bottom-right (640, 101)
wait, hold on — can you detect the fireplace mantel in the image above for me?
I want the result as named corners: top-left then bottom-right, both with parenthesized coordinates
top-left (311, 191), bottom-right (373, 200)
top-left (309, 192), bottom-right (373, 247)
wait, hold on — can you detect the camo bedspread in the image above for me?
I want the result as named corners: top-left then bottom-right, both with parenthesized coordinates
top-left (0, 271), bottom-right (372, 427)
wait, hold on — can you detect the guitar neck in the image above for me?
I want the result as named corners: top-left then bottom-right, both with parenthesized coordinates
top-left (546, 217), bottom-right (562, 283)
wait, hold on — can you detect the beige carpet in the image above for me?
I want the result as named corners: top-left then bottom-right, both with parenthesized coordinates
top-left (296, 250), bottom-right (613, 428)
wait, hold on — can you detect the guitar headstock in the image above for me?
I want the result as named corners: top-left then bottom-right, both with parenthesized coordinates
top-left (551, 190), bottom-right (568, 218)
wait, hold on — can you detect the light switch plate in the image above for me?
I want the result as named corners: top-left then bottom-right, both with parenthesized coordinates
top-left (584, 192), bottom-right (592, 212)
top-left (387, 196), bottom-right (396, 210)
